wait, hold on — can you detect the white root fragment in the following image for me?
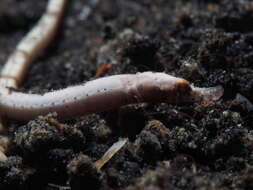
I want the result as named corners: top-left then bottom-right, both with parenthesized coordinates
top-left (48, 184), bottom-right (70, 190)
top-left (0, 135), bottom-right (11, 162)
top-left (0, 0), bottom-right (67, 88)
top-left (0, 136), bottom-right (12, 154)
top-left (0, 150), bottom-right (7, 162)
top-left (95, 138), bottom-right (128, 169)
top-left (0, 72), bottom-right (224, 121)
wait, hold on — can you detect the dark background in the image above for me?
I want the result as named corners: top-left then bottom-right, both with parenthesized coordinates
top-left (0, 0), bottom-right (253, 189)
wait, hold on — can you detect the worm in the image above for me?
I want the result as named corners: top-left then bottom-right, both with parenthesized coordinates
top-left (0, 72), bottom-right (223, 121)
top-left (0, 0), bottom-right (67, 159)
top-left (0, 1), bottom-right (223, 122)
top-left (0, 0), bottom-right (67, 88)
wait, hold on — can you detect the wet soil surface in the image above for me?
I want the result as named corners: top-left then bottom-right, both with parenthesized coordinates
top-left (0, 0), bottom-right (253, 189)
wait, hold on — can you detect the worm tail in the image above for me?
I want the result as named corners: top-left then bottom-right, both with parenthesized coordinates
top-left (191, 85), bottom-right (224, 103)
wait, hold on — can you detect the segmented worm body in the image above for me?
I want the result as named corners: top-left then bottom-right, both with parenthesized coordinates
top-left (0, 0), bottom-right (67, 160)
top-left (0, 0), bottom-right (67, 88)
top-left (0, 72), bottom-right (223, 121)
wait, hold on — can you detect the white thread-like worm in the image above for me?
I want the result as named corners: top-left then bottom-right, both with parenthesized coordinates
top-left (0, 0), bottom-right (67, 88)
top-left (0, 72), bottom-right (223, 121)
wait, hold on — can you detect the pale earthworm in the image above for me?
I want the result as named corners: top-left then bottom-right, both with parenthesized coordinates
top-left (0, 0), bottom-right (67, 160)
top-left (0, 72), bottom-right (223, 121)
top-left (0, 0), bottom-right (67, 88)
top-left (0, 0), bottom-right (223, 122)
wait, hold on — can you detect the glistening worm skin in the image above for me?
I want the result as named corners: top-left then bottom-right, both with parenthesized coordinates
top-left (0, 72), bottom-right (223, 121)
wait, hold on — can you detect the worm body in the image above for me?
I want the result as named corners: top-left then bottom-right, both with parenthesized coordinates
top-left (0, 0), bottom-right (67, 88)
top-left (0, 72), bottom-right (223, 121)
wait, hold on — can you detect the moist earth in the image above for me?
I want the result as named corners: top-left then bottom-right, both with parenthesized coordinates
top-left (0, 0), bottom-right (253, 189)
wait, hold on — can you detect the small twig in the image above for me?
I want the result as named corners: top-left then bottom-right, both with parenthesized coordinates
top-left (0, 0), bottom-right (67, 88)
top-left (95, 63), bottom-right (112, 77)
top-left (48, 183), bottom-right (70, 190)
top-left (0, 72), bottom-right (223, 121)
top-left (94, 138), bottom-right (128, 169)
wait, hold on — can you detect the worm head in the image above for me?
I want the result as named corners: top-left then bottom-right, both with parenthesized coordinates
top-left (190, 85), bottom-right (224, 103)
top-left (139, 73), bottom-right (224, 104)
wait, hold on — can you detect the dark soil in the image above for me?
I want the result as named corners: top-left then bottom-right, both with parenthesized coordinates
top-left (0, 0), bottom-right (253, 189)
